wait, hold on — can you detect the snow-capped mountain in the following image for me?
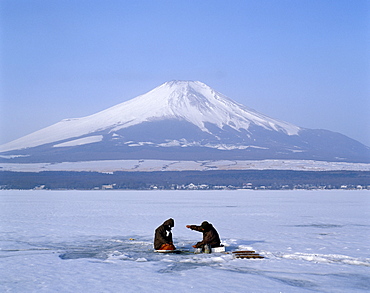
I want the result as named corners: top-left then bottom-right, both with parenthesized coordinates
top-left (0, 81), bottom-right (299, 151)
top-left (1, 81), bottom-right (369, 163)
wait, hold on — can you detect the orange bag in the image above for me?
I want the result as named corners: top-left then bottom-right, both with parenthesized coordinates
top-left (159, 243), bottom-right (176, 250)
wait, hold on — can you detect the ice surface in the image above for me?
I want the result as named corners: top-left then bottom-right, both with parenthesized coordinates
top-left (1, 190), bottom-right (369, 292)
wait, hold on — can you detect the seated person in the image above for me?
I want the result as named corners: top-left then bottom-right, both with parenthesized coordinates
top-left (154, 218), bottom-right (176, 250)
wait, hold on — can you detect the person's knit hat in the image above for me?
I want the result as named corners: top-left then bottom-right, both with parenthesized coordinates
top-left (201, 221), bottom-right (210, 229)
top-left (164, 218), bottom-right (174, 227)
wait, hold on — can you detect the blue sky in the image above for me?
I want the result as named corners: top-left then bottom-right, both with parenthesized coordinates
top-left (1, 0), bottom-right (369, 146)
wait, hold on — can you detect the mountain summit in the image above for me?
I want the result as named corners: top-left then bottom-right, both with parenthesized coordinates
top-left (1, 81), bottom-right (369, 163)
top-left (110, 80), bottom-right (301, 136)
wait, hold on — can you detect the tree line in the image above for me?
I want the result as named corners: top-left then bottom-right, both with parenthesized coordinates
top-left (1, 170), bottom-right (369, 190)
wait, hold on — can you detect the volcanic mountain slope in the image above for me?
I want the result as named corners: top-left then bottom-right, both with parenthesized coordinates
top-left (1, 81), bottom-right (369, 163)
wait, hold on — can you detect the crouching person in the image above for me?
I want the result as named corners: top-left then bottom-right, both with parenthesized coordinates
top-left (154, 218), bottom-right (176, 250)
top-left (186, 221), bottom-right (221, 253)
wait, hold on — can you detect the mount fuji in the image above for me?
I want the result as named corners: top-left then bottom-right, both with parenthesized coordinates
top-left (1, 80), bottom-right (369, 163)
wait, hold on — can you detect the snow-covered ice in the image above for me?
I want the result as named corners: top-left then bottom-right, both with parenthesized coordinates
top-left (1, 190), bottom-right (369, 292)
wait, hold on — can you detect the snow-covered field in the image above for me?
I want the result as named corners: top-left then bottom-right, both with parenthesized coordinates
top-left (1, 159), bottom-right (370, 172)
top-left (1, 190), bottom-right (369, 292)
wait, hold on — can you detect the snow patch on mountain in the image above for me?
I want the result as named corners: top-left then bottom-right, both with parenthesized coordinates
top-left (127, 138), bottom-right (270, 150)
top-left (53, 135), bottom-right (103, 148)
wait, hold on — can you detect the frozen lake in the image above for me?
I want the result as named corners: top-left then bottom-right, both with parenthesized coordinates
top-left (1, 190), bottom-right (369, 292)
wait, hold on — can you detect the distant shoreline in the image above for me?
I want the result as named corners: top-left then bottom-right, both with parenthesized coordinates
top-left (1, 170), bottom-right (369, 191)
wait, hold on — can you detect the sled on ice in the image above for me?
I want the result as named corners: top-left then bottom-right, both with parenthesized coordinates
top-left (231, 250), bottom-right (264, 259)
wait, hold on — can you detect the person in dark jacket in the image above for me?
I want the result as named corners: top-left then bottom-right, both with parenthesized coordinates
top-left (186, 221), bottom-right (221, 250)
top-left (154, 218), bottom-right (176, 250)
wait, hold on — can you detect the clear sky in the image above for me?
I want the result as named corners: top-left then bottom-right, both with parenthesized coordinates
top-left (1, 0), bottom-right (369, 146)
